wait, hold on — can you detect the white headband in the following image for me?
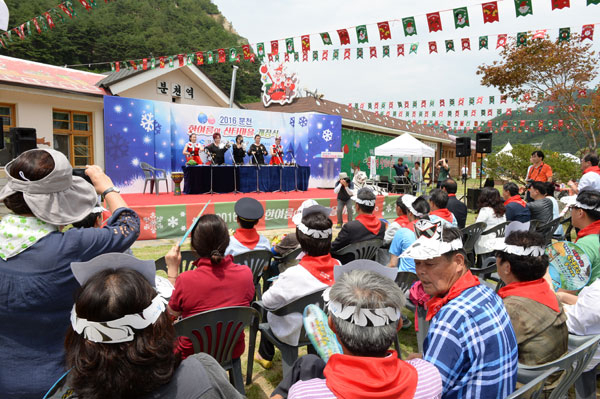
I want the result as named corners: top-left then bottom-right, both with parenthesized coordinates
top-left (571, 200), bottom-right (600, 212)
top-left (400, 194), bottom-right (424, 217)
top-left (354, 197), bottom-right (376, 206)
top-left (328, 300), bottom-right (401, 327)
top-left (400, 237), bottom-right (464, 260)
top-left (298, 222), bottom-right (332, 238)
top-left (495, 243), bottom-right (546, 257)
top-left (71, 295), bottom-right (167, 344)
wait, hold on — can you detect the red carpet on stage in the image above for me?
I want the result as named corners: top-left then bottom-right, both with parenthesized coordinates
top-left (121, 188), bottom-right (336, 207)
top-left (121, 189), bottom-right (399, 240)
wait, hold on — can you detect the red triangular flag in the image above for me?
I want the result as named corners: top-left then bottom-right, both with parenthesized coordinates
top-left (551, 0), bottom-right (570, 9)
top-left (461, 38), bottom-right (471, 51)
top-left (429, 41), bottom-right (438, 53)
top-left (496, 34), bottom-right (507, 48)
top-left (377, 21), bottom-right (392, 40)
top-left (343, 48), bottom-right (351, 59)
top-left (337, 29), bottom-right (351, 45)
top-left (217, 49), bottom-right (226, 63)
top-left (369, 47), bottom-right (377, 58)
top-left (426, 12), bottom-right (443, 32)
top-left (301, 35), bottom-right (310, 52)
top-left (397, 44), bottom-right (405, 56)
top-left (270, 40), bottom-right (279, 54)
top-left (582, 25), bottom-right (594, 41)
top-left (482, 2), bottom-right (500, 23)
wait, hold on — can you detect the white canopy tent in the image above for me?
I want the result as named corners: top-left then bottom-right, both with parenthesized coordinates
top-left (374, 133), bottom-right (436, 157)
top-left (373, 133), bottom-right (436, 183)
top-left (498, 142), bottom-right (513, 156)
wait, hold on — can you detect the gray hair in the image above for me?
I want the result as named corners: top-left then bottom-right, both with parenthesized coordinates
top-left (328, 270), bottom-right (405, 357)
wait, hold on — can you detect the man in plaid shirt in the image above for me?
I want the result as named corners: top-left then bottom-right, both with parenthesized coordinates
top-left (402, 222), bottom-right (518, 399)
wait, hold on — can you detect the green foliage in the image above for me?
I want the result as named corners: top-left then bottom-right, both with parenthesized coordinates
top-left (485, 144), bottom-right (580, 184)
top-left (1, 0), bottom-right (261, 103)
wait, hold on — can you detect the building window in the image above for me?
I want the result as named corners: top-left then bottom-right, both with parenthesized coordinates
top-left (0, 103), bottom-right (16, 166)
top-left (52, 110), bottom-right (93, 167)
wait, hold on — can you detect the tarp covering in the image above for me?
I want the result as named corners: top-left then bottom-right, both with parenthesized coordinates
top-left (374, 132), bottom-right (435, 157)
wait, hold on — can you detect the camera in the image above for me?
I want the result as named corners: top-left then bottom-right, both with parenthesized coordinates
top-left (525, 179), bottom-right (533, 189)
top-left (342, 177), bottom-right (351, 184)
top-left (73, 168), bottom-right (93, 185)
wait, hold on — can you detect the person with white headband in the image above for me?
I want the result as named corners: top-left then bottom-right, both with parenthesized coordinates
top-left (44, 253), bottom-right (242, 399)
top-left (402, 223), bottom-right (518, 398)
top-left (494, 223), bottom-right (568, 379)
top-left (256, 204), bottom-right (340, 370)
top-left (331, 187), bottom-right (386, 262)
top-left (0, 149), bottom-right (140, 398)
top-left (387, 195), bottom-right (430, 273)
top-left (272, 260), bottom-right (442, 399)
top-left (564, 190), bottom-right (600, 292)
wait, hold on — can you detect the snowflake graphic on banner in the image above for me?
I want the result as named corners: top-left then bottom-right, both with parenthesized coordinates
top-left (322, 129), bottom-right (333, 142)
top-left (167, 216), bottom-right (179, 228)
top-left (105, 133), bottom-right (129, 161)
top-left (289, 117), bottom-right (295, 127)
top-left (140, 112), bottom-right (155, 133)
top-left (385, 203), bottom-right (394, 214)
top-left (299, 117), bottom-right (308, 127)
top-left (143, 212), bottom-right (163, 234)
top-left (154, 120), bottom-right (162, 135)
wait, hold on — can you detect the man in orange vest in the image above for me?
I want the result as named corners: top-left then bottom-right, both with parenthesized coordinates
top-left (525, 150), bottom-right (552, 202)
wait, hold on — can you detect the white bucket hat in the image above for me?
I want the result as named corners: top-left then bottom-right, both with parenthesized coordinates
top-left (0, 148), bottom-right (98, 225)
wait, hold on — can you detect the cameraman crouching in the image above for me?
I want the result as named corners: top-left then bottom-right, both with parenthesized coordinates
top-left (436, 158), bottom-right (450, 188)
top-left (334, 172), bottom-right (354, 228)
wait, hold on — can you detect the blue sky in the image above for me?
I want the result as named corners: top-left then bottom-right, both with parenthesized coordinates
top-left (212, 0), bottom-right (598, 106)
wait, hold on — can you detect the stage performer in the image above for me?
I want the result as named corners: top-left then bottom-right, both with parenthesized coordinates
top-left (182, 133), bottom-right (203, 165)
top-left (270, 136), bottom-right (284, 165)
top-left (233, 135), bottom-right (247, 165)
top-left (248, 134), bottom-right (268, 165)
top-left (204, 133), bottom-right (231, 165)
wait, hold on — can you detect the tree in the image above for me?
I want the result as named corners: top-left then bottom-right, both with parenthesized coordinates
top-left (477, 35), bottom-right (600, 151)
top-left (485, 144), bottom-right (580, 184)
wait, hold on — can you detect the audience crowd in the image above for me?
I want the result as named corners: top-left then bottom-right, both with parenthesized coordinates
top-left (2, 148), bottom-right (600, 399)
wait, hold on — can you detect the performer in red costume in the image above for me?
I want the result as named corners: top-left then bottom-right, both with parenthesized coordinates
top-left (270, 136), bottom-right (284, 165)
top-left (182, 133), bottom-right (203, 165)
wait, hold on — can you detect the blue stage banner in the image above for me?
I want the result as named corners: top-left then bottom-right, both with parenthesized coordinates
top-left (103, 96), bottom-right (342, 193)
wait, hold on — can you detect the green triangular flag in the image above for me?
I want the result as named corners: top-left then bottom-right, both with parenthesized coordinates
top-left (356, 48), bottom-right (364, 59)
top-left (333, 49), bottom-right (339, 60)
top-left (382, 45), bottom-right (390, 57)
top-left (587, 0), bottom-right (600, 4)
top-left (479, 36), bottom-right (489, 50)
top-left (285, 38), bottom-right (295, 54)
top-left (294, 52), bottom-right (299, 62)
top-left (517, 32), bottom-right (528, 47)
top-left (445, 40), bottom-right (455, 52)
top-left (356, 25), bottom-right (369, 43)
top-left (150, 57), bottom-right (156, 69)
top-left (469, 97), bottom-right (475, 105)
top-left (257, 43), bottom-right (265, 58)
top-left (514, 0), bottom-right (533, 17)
top-left (409, 43), bottom-right (418, 54)
top-left (228, 48), bottom-right (237, 62)
top-left (402, 17), bottom-right (417, 36)
top-left (558, 27), bottom-right (571, 42)
top-left (320, 32), bottom-right (332, 45)
top-left (450, 99), bottom-right (455, 106)
top-left (453, 7), bottom-right (470, 29)
top-left (110, 62), bottom-right (115, 72)
top-left (205, 51), bottom-right (214, 64)
top-left (490, 96), bottom-right (495, 104)
top-left (312, 50), bottom-right (318, 61)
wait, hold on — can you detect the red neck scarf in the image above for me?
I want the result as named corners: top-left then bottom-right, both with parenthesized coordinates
top-left (394, 215), bottom-right (409, 226)
top-left (430, 208), bottom-right (454, 223)
top-left (324, 351), bottom-right (418, 399)
top-left (448, 193), bottom-right (456, 197)
top-left (497, 279), bottom-right (560, 312)
top-left (576, 219), bottom-right (600, 242)
top-left (504, 195), bottom-right (527, 208)
top-left (233, 228), bottom-right (260, 250)
top-left (299, 254), bottom-right (339, 285)
top-left (584, 166), bottom-right (600, 176)
top-left (356, 214), bottom-right (382, 235)
top-left (426, 271), bottom-right (480, 321)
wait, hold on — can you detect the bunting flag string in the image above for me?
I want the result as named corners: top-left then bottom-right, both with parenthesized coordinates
top-left (395, 117), bottom-right (576, 135)
top-left (0, 0), bottom-right (112, 49)
top-left (64, 21), bottom-right (598, 72)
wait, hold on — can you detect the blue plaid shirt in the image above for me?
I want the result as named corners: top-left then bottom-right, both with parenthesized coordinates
top-left (423, 284), bottom-right (518, 399)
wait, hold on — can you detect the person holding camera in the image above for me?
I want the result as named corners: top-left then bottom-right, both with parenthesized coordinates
top-left (525, 151), bottom-right (553, 202)
top-left (436, 158), bottom-right (450, 188)
top-left (334, 172), bottom-right (354, 228)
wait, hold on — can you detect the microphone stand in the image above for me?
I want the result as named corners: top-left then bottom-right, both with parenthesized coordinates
top-left (252, 151), bottom-right (262, 193)
top-left (289, 150), bottom-right (299, 191)
top-left (205, 149), bottom-right (215, 195)
top-left (273, 147), bottom-right (283, 193)
top-left (229, 143), bottom-right (240, 194)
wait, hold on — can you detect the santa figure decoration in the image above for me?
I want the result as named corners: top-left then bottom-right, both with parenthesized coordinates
top-left (403, 17), bottom-right (417, 36)
top-left (260, 63), bottom-right (299, 107)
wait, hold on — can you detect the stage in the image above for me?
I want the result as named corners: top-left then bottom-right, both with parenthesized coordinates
top-left (121, 189), bottom-right (400, 240)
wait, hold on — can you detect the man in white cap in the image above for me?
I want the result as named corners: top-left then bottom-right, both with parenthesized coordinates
top-left (402, 221), bottom-right (518, 398)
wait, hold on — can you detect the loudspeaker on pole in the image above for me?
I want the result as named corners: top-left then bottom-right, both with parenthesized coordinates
top-left (456, 137), bottom-right (471, 157)
top-left (10, 127), bottom-right (37, 158)
top-left (476, 132), bottom-right (493, 154)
